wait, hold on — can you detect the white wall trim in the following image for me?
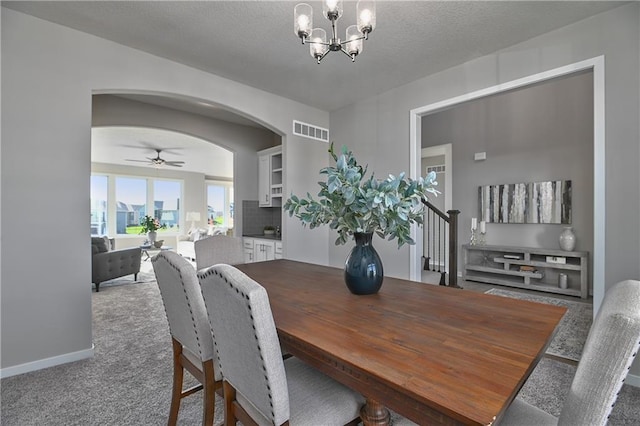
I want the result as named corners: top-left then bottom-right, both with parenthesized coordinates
top-left (0, 346), bottom-right (94, 379)
top-left (409, 56), bottom-right (605, 292)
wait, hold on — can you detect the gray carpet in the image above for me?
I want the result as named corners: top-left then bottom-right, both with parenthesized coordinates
top-left (2, 280), bottom-right (638, 425)
top-left (485, 288), bottom-right (592, 361)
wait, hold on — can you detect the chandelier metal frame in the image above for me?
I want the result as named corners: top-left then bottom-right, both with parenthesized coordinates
top-left (294, 1), bottom-right (376, 64)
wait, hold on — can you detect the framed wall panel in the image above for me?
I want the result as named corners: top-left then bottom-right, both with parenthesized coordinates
top-left (478, 180), bottom-right (571, 224)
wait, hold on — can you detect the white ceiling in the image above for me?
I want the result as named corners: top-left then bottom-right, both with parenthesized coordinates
top-left (91, 127), bottom-right (234, 177)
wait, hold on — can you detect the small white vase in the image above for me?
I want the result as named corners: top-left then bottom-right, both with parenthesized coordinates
top-left (148, 231), bottom-right (157, 244)
top-left (559, 227), bottom-right (576, 251)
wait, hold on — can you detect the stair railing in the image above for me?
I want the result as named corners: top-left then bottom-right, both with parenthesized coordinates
top-left (422, 199), bottom-right (461, 288)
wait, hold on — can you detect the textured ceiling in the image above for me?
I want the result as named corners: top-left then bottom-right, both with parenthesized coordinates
top-left (6, 1), bottom-right (625, 170)
top-left (4, 1), bottom-right (625, 112)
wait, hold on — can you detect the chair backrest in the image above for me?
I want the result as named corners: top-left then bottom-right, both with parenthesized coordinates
top-left (198, 264), bottom-right (290, 425)
top-left (194, 235), bottom-right (244, 271)
top-left (558, 279), bottom-right (640, 426)
top-left (151, 251), bottom-right (215, 364)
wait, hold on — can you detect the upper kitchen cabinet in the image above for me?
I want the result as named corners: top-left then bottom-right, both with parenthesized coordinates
top-left (258, 146), bottom-right (283, 207)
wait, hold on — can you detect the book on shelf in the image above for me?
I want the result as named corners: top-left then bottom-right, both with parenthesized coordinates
top-left (546, 256), bottom-right (567, 264)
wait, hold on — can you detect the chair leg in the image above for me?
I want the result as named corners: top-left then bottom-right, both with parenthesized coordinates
top-left (169, 339), bottom-right (184, 426)
top-left (95, 282), bottom-right (100, 292)
top-left (202, 360), bottom-right (216, 426)
top-left (223, 381), bottom-right (237, 426)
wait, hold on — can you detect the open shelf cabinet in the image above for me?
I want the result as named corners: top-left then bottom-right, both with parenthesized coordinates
top-left (463, 244), bottom-right (588, 298)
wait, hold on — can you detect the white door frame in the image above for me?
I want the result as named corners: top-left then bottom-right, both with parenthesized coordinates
top-left (409, 57), bottom-right (605, 316)
top-left (421, 144), bottom-right (452, 214)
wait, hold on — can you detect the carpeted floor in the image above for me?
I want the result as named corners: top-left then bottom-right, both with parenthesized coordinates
top-left (2, 279), bottom-right (639, 425)
top-left (485, 288), bottom-right (592, 361)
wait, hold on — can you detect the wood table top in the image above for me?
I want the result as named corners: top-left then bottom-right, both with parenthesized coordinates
top-left (235, 259), bottom-right (567, 425)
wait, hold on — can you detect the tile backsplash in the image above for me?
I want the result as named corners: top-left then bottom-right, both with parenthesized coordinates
top-left (242, 200), bottom-right (282, 235)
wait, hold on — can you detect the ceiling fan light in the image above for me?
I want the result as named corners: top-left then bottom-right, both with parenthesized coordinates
top-left (323, 0), bottom-right (343, 20)
top-left (356, 0), bottom-right (376, 34)
top-left (294, 3), bottom-right (313, 40)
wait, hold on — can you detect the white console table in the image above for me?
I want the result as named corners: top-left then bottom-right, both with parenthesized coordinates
top-left (463, 244), bottom-right (588, 298)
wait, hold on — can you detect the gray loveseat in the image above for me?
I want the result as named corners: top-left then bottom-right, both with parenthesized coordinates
top-left (91, 237), bottom-right (142, 292)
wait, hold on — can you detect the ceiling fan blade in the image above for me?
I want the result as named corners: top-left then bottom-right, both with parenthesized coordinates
top-left (165, 162), bottom-right (184, 167)
top-left (125, 159), bottom-right (152, 163)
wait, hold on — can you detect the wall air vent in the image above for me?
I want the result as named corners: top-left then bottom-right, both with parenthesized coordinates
top-left (293, 120), bottom-right (329, 143)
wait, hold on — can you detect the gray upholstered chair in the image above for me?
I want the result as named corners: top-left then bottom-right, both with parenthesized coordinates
top-left (151, 251), bottom-right (222, 426)
top-left (91, 236), bottom-right (141, 292)
top-left (194, 235), bottom-right (244, 271)
top-left (197, 264), bottom-right (364, 426)
top-left (499, 279), bottom-right (640, 426)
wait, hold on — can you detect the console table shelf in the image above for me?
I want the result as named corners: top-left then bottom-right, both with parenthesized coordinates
top-left (463, 244), bottom-right (588, 298)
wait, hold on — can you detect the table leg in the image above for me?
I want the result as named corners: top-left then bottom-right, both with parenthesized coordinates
top-left (360, 398), bottom-right (390, 426)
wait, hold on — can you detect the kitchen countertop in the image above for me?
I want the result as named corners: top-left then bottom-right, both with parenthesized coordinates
top-left (243, 234), bottom-right (282, 241)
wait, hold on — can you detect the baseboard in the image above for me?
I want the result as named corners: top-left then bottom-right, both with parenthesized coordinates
top-left (626, 372), bottom-right (640, 388)
top-left (0, 345), bottom-right (94, 379)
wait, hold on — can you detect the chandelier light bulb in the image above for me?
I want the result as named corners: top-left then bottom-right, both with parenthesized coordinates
top-left (323, 0), bottom-right (343, 20)
top-left (294, 3), bottom-right (313, 40)
top-left (356, 0), bottom-right (376, 35)
top-left (298, 15), bottom-right (310, 31)
top-left (345, 25), bottom-right (363, 60)
top-left (360, 9), bottom-right (371, 25)
top-left (309, 28), bottom-right (328, 62)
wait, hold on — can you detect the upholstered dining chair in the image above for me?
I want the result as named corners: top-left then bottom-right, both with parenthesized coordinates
top-left (499, 279), bottom-right (640, 426)
top-left (194, 235), bottom-right (244, 271)
top-left (197, 264), bottom-right (364, 426)
top-left (151, 251), bottom-right (222, 426)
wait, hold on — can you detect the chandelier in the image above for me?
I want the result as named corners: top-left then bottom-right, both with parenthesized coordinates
top-left (294, 0), bottom-right (376, 64)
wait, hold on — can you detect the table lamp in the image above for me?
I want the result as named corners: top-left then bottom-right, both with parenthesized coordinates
top-left (186, 211), bottom-right (201, 232)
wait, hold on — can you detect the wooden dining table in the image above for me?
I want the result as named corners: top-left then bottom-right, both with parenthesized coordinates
top-left (235, 259), bottom-right (567, 426)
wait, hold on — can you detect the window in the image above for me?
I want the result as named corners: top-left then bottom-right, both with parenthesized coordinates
top-left (115, 177), bottom-right (147, 235)
top-left (90, 175), bottom-right (108, 236)
top-left (91, 174), bottom-right (183, 236)
top-left (154, 180), bottom-right (181, 234)
top-left (207, 181), bottom-right (233, 228)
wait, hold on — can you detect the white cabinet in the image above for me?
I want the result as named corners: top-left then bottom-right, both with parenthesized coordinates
top-left (258, 146), bottom-right (283, 207)
top-left (243, 238), bottom-right (255, 263)
top-left (243, 237), bottom-right (281, 263)
top-left (254, 240), bottom-right (275, 262)
top-left (258, 154), bottom-right (271, 206)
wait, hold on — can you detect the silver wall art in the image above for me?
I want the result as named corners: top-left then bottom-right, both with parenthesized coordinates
top-left (478, 180), bottom-right (571, 224)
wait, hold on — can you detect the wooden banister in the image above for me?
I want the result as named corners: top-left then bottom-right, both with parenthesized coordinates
top-left (422, 199), bottom-right (462, 288)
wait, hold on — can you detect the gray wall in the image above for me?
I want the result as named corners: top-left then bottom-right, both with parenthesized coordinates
top-left (1, 8), bottom-right (331, 374)
top-left (330, 4), bottom-right (639, 377)
top-left (92, 95), bottom-right (279, 237)
top-left (422, 71), bottom-right (594, 290)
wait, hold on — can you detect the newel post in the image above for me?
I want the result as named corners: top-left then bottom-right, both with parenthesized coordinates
top-left (447, 210), bottom-right (462, 289)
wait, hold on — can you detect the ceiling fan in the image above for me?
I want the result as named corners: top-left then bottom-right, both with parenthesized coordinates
top-left (125, 149), bottom-right (184, 168)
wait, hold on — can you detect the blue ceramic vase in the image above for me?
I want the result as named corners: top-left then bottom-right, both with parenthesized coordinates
top-left (344, 232), bottom-right (384, 295)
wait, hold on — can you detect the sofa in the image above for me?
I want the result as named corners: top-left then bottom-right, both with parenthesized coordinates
top-left (91, 237), bottom-right (142, 292)
top-left (177, 227), bottom-right (228, 260)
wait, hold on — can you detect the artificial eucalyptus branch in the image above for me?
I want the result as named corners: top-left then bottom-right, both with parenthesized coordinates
top-left (283, 143), bottom-right (439, 247)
